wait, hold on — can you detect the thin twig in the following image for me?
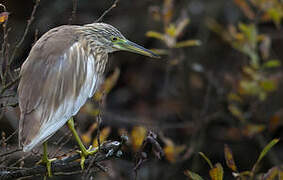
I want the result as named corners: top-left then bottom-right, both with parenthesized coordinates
top-left (68, 0), bottom-right (78, 24)
top-left (0, 148), bottom-right (22, 158)
top-left (0, 75), bottom-right (20, 95)
top-left (8, 0), bottom-right (40, 66)
top-left (95, 0), bottom-right (119, 22)
top-left (0, 129), bottom-right (18, 146)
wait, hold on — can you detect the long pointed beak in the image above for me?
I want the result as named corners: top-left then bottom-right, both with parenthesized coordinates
top-left (114, 40), bottom-right (160, 58)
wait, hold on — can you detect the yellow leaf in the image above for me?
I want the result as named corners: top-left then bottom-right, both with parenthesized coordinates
top-left (242, 124), bottom-right (266, 137)
top-left (92, 127), bottom-right (111, 147)
top-left (234, 0), bottom-right (255, 19)
top-left (184, 170), bottom-right (204, 180)
top-left (209, 163), bottom-right (224, 180)
top-left (228, 104), bottom-right (245, 121)
top-left (0, 12), bottom-right (9, 23)
top-left (94, 68), bottom-right (120, 101)
top-left (278, 169), bottom-right (283, 180)
top-left (165, 24), bottom-right (177, 37)
top-left (263, 59), bottom-right (281, 68)
top-left (81, 122), bottom-right (98, 144)
top-left (224, 144), bottom-right (237, 172)
top-left (163, 141), bottom-right (185, 163)
top-left (260, 80), bottom-right (277, 92)
top-left (174, 40), bottom-right (202, 48)
top-left (131, 126), bottom-right (147, 152)
top-left (262, 167), bottom-right (278, 180)
top-left (146, 31), bottom-right (165, 41)
top-left (227, 93), bottom-right (243, 103)
top-left (267, 8), bottom-right (283, 28)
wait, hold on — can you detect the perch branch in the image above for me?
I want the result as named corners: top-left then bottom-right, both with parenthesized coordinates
top-left (0, 139), bottom-right (124, 180)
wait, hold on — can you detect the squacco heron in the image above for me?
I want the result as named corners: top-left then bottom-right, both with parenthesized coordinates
top-left (18, 23), bottom-right (159, 176)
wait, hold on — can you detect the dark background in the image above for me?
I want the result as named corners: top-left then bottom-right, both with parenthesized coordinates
top-left (0, 0), bottom-right (283, 179)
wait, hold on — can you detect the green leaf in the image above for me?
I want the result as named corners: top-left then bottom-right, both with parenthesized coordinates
top-left (267, 8), bottom-right (283, 29)
top-left (174, 40), bottom-right (202, 48)
top-left (146, 31), bottom-right (165, 41)
top-left (260, 80), bottom-right (277, 92)
top-left (199, 152), bottom-right (213, 168)
top-left (257, 139), bottom-right (279, 165)
top-left (184, 170), bottom-right (204, 180)
top-left (263, 60), bottom-right (281, 68)
top-left (252, 139), bottom-right (280, 174)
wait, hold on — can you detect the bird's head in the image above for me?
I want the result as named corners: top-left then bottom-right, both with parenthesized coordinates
top-left (83, 23), bottom-right (160, 58)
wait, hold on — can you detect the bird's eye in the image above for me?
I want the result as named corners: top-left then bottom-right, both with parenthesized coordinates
top-left (111, 37), bottom-right (118, 41)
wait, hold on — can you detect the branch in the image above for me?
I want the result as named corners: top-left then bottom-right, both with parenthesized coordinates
top-left (8, 0), bottom-right (40, 66)
top-left (0, 75), bottom-right (20, 96)
top-left (95, 0), bottom-right (119, 22)
top-left (0, 139), bottom-right (125, 180)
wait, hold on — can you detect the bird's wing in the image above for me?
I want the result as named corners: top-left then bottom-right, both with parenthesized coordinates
top-left (18, 28), bottom-right (105, 151)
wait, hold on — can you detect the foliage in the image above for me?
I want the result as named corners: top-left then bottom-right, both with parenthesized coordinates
top-left (185, 139), bottom-right (279, 180)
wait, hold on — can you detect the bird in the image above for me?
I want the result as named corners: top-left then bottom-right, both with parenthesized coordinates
top-left (18, 22), bottom-right (159, 176)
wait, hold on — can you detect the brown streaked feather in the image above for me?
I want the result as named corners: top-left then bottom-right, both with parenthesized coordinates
top-left (18, 25), bottom-right (106, 151)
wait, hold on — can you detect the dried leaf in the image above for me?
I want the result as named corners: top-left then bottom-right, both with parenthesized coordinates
top-left (259, 35), bottom-right (271, 59)
top-left (92, 127), bottom-right (111, 147)
top-left (228, 104), bottom-right (245, 121)
top-left (262, 167), bottom-right (278, 180)
top-left (199, 152), bottom-right (213, 168)
top-left (163, 140), bottom-right (185, 163)
top-left (269, 115), bottom-right (280, 132)
top-left (224, 144), bottom-right (237, 172)
top-left (227, 93), bottom-right (243, 103)
top-left (94, 68), bottom-right (120, 101)
top-left (279, 169), bottom-right (283, 180)
top-left (184, 170), bottom-right (204, 180)
top-left (162, 0), bottom-right (174, 25)
top-left (209, 163), bottom-right (224, 180)
top-left (81, 122), bottom-right (98, 144)
top-left (0, 12), bottom-right (9, 23)
top-left (131, 126), bottom-right (147, 152)
top-left (175, 18), bottom-right (190, 37)
top-left (234, 0), bottom-right (255, 19)
top-left (242, 124), bottom-right (266, 137)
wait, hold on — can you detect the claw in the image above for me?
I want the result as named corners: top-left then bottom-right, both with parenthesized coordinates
top-left (37, 157), bottom-right (56, 177)
top-left (77, 146), bottom-right (99, 170)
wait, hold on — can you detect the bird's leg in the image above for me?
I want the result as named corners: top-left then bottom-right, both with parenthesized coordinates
top-left (37, 141), bottom-right (56, 177)
top-left (67, 117), bottom-right (99, 169)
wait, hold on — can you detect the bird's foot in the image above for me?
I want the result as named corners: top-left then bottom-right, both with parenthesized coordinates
top-left (77, 145), bottom-right (99, 169)
top-left (37, 156), bottom-right (56, 177)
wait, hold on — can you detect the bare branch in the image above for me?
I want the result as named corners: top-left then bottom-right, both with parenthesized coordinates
top-left (0, 75), bottom-right (20, 96)
top-left (0, 140), bottom-right (124, 180)
top-left (95, 0), bottom-right (119, 23)
top-left (8, 0), bottom-right (40, 66)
